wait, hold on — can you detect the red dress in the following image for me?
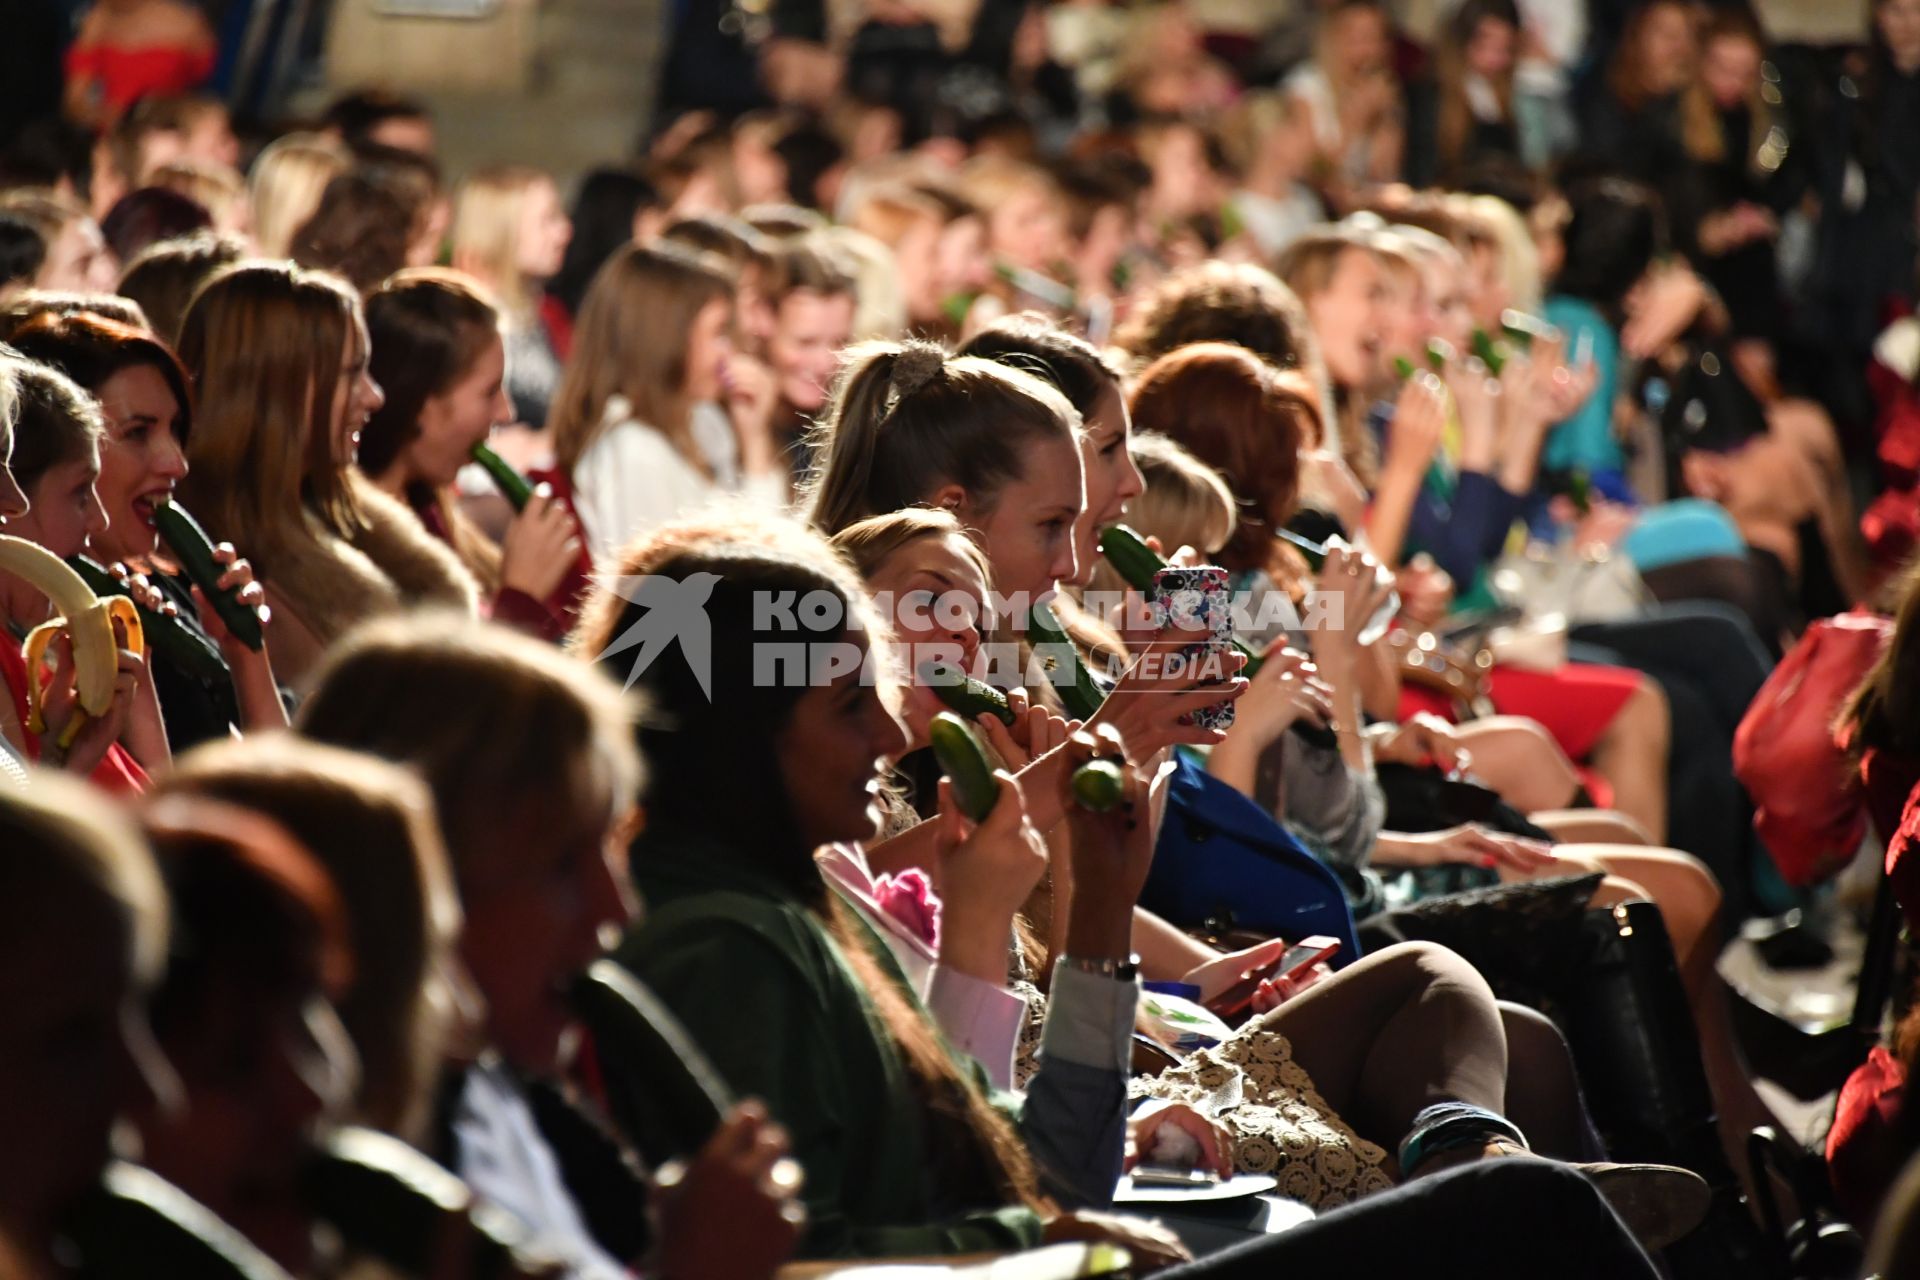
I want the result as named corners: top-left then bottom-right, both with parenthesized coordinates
top-left (0, 633), bottom-right (148, 793)
top-left (1399, 659), bottom-right (1641, 797)
top-left (64, 43), bottom-right (214, 120)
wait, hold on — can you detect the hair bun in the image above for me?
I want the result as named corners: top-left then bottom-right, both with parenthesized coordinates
top-left (890, 343), bottom-right (945, 399)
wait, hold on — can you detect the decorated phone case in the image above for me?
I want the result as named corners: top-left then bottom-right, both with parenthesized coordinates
top-left (1149, 565), bottom-right (1236, 731)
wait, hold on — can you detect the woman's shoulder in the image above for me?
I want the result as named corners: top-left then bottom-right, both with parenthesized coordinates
top-left (620, 886), bottom-right (844, 997)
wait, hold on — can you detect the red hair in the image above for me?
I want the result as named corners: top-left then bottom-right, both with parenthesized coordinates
top-left (1127, 342), bottom-right (1312, 576)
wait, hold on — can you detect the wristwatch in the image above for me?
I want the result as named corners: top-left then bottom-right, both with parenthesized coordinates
top-left (1061, 953), bottom-right (1141, 981)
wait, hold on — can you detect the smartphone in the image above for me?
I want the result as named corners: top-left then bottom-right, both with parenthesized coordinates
top-left (1130, 1163), bottom-right (1224, 1188)
top-left (1205, 936), bottom-right (1344, 1019)
top-left (1148, 565), bottom-right (1235, 731)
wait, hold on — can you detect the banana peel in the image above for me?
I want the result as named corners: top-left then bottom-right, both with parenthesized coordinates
top-left (0, 535), bottom-right (144, 749)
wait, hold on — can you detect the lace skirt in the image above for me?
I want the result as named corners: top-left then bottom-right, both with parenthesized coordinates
top-left (1129, 1028), bottom-right (1396, 1210)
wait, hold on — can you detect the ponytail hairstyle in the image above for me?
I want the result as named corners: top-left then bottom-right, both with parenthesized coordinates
top-left (803, 338), bottom-right (1080, 537)
top-left (361, 268), bottom-right (508, 591)
top-left (548, 242), bottom-right (735, 477)
top-left (1128, 342), bottom-right (1313, 578)
top-left (571, 514), bottom-right (1047, 1218)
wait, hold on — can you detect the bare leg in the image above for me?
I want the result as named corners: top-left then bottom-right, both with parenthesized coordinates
top-left (1451, 717), bottom-right (1582, 813)
top-left (1529, 810), bottom-right (1652, 845)
top-left (1585, 679), bottom-right (1670, 843)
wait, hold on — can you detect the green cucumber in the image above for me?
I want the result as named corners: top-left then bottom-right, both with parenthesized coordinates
top-left (151, 500), bottom-right (263, 651)
top-left (69, 556), bottom-right (230, 684)
top-left (1099, 524), bottom-right (1267, 676)
top-left (1392, 355), bottom-right (1417, 381)
top-left (1097, 524), bottom-right (1165, 592)
top-left (1426, 338), bottom-right (1455, 371)
top-left (1025, 599), bottom-right (1105, 720)
top-left (470, 441), bottom-right (536, 512)
top-left (1070, 759), bottom-right (1126, 813)
top-left (1469, 327), bottom-right (1509, 375)
top-left (929, 711), bottom-right (1001, 823)
top-left (927, 661), bottom-right (1016, 725)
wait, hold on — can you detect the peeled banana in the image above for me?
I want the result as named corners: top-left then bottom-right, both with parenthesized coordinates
top-left (0, 535), bottom-right (145, 749)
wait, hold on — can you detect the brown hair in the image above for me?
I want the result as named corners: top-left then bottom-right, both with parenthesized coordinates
top-left (176, 261), bottom-right (366, 563)
top-left (291, 170), bottom-right (414, 295)
top-left (3, 358), bottom-right (104, 492)
top-left (156, 736), bottom-right (459, 1140)
top-left (1607, 0), bottom-right (1696, 114)
top-left (1842, 556), bottom-right (1920, 758)
top-left (115, 231), bottom-right (246, 343)
top-left (361, 268), bottom-right (507, 591)
top-left (1436, 0), bottom-right (1520, 176)
top-left (1128, 343), bottom-right (1312, 577)
top-left (1679, 9), bottom-right (1777, 169)
top-left (294, 612), bottom-right (643, 891)
top-left (548, 242), bottom-right (735, 476)
top-left (803, 339), bottom-right (1080, 537)
top-left (1114, 261), bottom-right (1316, 375)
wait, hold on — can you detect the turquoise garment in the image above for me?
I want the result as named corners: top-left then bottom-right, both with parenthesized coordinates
top-left (1541, 296), bottom-right (1624, 474)
top-left (1620, 498), bottom-right (1746, 572)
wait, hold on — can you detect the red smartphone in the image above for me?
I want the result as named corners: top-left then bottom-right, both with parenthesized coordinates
top-left (1205, 936), bottom-right (1343, 1019)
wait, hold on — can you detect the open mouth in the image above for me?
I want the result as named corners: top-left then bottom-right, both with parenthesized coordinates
top-left (131, 490), bottom-right (171, 529)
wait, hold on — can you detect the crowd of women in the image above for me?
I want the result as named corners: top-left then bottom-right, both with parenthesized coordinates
top-left (10, 0), bottom-right (1920, 1276)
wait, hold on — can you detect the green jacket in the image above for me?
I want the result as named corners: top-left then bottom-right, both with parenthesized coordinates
top-left (613, 828), bottom-right (1045, 1259)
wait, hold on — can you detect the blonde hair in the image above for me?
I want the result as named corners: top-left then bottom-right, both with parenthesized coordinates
top-left (1215, 90), bottom-right (1297, 176)
top-left (450, 166), bottom-right (555, 316)
top-left (148, 160), bottom-right (248, 234)
top-left (176, 260), bottom-right (366, 565)
top-left (1448, 192), bottom-right (1540, 311)
top-left (248, 133), bottom-right (350, 259)
top-left (846, 184), bottom-right (945, 252)
top-left (830, 506), bottom-right (994, 618)
top-left (294, 612), bottom-right (643, 889)
top-left (803, 339), bottom-right (1080, 537)
top-left (818, 226), bottom-right (904, 339)
top-left (548, 241), bottom-right (735, 476)
top-left (157, 735), bottom-right (460, 1141)
top-left (955, 155), bottom-right (1059, 223)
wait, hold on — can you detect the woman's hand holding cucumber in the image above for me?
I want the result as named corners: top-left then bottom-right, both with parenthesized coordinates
top-left (931, 771), bottom-right (1050, 985)
top-left (1058, 724), bottom-right (1158, 964)
top-left (186, 542), bottom-right (288, 730)
top-left (974, 685), bottom-right (1081, 834)
top-left (500, 484), bottom-right (583, 602)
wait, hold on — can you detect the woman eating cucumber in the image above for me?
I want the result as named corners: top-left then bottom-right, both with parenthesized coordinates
top-left (805, 338), bottom-right (1242, 761)
top-left (360, 268), bottom-right (587, 641)
top-left (0, 357), bottom-right (164, 785)
top-left (564, 513), bottom-right (1693, 1271)
top-left (175, 262), bottom-right (477, 683)
top-left (8, 310), bottom-right (285, 747)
